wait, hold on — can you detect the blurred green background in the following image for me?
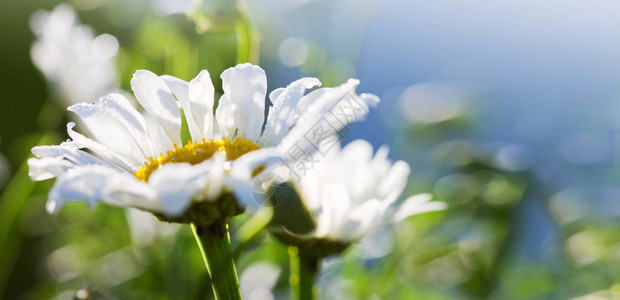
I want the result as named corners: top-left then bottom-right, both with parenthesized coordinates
top-left (1, 0), bottom-right (620, 299)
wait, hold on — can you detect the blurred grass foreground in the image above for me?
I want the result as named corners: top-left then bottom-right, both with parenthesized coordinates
top-left (2, 0), bottom-right (620, 300)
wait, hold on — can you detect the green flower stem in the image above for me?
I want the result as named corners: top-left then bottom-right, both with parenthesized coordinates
top-left (192, 209), bottom-right (271, 300)
top-left (191, 273), bottom-right (214, 300)
top-left (289, 247), bottom-right (320, 300)
top-left (234, 0), bottom-right (260, 64)
top-left (192, 223), bottom-right (242, 300)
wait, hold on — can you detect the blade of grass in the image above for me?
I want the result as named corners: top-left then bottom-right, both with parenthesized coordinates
top-left (0, 132), bottom-right (57, 297)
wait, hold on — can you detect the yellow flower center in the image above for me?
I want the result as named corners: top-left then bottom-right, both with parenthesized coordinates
top-left (134, 137), bottom-right (260, 181)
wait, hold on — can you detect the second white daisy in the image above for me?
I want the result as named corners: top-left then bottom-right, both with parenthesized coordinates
top-left (272, 139), bottom-right (447, 254)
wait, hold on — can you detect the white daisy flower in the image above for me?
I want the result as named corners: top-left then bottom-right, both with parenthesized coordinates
top-left (28, 64), bottom-right (378, 225)
top-left (274, 140), bottom-right (446, 253)
top-left (30, 4), bottom-right (119, 105)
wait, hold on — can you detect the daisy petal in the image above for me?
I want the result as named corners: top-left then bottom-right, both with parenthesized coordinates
top-left (188, 70), bottom-right (215, 140)
top-left (29, 142), bottom-right (123, 181)
top-left (28, 157), bottom-right (73, 181)
top-left (46, 165), bottom-right (158, 214)
top-left (131, 70), bottom-right (181, 145)
top-left (160, 75), bottom-right (200, 141)
top-left (339, 199), bottom-right (386, 241)
top-left (201, 152), bottom-right (227, 201)
top-left (31, 142), bottom-right (107, 166)
top-left (393, 194), bottom-right (446, 222)
top-left (66, 122), bottom-right (138, 172)
top-left (104, 178), bottom-right (160, 212)
top-left (278, 79), bottom-right (379, 155)
top-left (230, 148), bottom-right (282, 179)
top-left (339, 139), bottom-right (374, 161)
top-left (68, 99), bottom-right (147, 163)
top-left (161, 74), bottom-right (213, 142)
top-left (225, 176), bottom-right (257, 212)
top-left (337, 140), bottom-right (376, 202)
top-left (215, 94), bottom-right (235, 138)
top-left (147, 163), bottom-right (209, 217)
top-left (144, 113), bottom-right (175, 156)
top-left (260, 77), bottom-right (321, 147)
top-left (319, 183), bottom-right (351, 239)
top-left (377, 160), bottom-right (410, 205)
top-left (220, 63), bottom-right (267, 141)
top-left (100, 94), bottom-right (154, 158)
top-left (160, 75), bottom-right (189, 104)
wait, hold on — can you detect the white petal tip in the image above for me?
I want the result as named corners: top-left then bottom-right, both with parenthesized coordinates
top-left (45, 200), bottom-right (60, 214)
top-left (406, 193), bottom-right (433, 204)
top-left (361, 93), bottom-right (380, 106)
top-left (300, 77), bottom-right (322, 89)
top-left (346, 78), bottom-right (361, 86)
top-left (222, 63), bottom-right (266, 79)
top-left (393, 194), bottom-right (447, 222)
top-left (132, 69), bottom-right (151, 76)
